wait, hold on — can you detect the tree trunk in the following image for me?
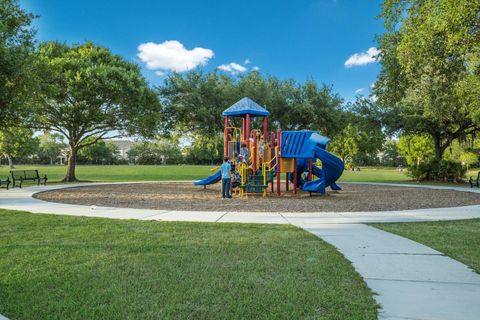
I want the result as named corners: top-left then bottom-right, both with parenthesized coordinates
top-left (7, 155), bottom-right (14, 169)
top-left (433, 137), bottom-right (446, 160)
top-left (63, 146), bottom-right (78, 182)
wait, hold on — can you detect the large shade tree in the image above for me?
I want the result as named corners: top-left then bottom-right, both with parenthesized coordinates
top-left (0, 0), bottom-right (37, 126)
top-left (33, 41), bottom-right (161, 181)
top-left (159, 70), bottom-right (344, 139)
top-left (375, 0), bottom-right (480, 160)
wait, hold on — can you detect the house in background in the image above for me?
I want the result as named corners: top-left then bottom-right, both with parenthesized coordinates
top-left (110, 140), bottom-right (134, 160)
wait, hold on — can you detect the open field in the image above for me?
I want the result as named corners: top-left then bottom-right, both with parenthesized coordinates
top-left (0, 209), bottom-right (377, 320)
top-left (372, 219), bottom-right (480, 273)
top-left (1, 164), bottom-right (478, 185)
top-left (0, 165), bottom-right (213, 182)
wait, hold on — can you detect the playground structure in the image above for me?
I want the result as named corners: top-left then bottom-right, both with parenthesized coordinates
top-left (194, 97), bottom-right (345, 197)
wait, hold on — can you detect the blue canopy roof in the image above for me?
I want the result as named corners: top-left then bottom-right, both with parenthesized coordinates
top-left (222, 97), bottom-right (270, 117)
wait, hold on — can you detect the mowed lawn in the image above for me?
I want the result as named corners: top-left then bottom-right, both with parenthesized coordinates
top-left (0, 164), bottom-right (477, 185)
top-left (0, 165), bottom-right (213, 182)
top-left (0, 209), bottom-right (377, 320)
top-left (372, 219), bottom-right (480, 273)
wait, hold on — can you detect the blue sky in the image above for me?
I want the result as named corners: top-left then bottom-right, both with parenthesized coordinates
top-left (22, 0), bottom-right (384, 102)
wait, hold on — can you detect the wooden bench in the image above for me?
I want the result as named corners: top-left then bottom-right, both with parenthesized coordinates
top-left (0, 177), bottom-right (10, 190)
top-left (10, 170), bottom-right (48, 188)
top-left (469, 171), bottom-right (480, 188)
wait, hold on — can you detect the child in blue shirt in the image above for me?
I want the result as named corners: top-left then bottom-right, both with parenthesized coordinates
top-left (220, 156), bottom-right (232, 199)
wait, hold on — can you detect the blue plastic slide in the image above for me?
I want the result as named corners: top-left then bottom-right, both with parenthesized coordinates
top-left (311, 164), bottom-right (342, 191)
top-left (302, 146), bottom-right (344, 194)
top-left (193, 170), bottom-right (222, 186)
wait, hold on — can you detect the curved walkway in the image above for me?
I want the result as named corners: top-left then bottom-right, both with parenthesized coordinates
top-left (1, 182), bottom-right (480, 320)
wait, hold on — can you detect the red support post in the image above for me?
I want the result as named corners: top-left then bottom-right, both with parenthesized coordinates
top-left (293, 158), bottom-right (297, 195)
top-left (253, 130), bottom-right (257, 172)
top-left (276, 129), bottom-right (281, 196)
top-left (224, 116), bottom-right (229, 157)
top-left (308, 159), bottom-right (313, 181)
top-left (246, 114), bottom-right (251, 149)
top-left (270, 131), bottom-right (275, 193)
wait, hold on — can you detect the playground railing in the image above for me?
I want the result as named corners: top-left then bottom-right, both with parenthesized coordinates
top-left (238, 147), bottom-right (277, 197)
top-left (262, 163), bottom-right (267, 197)
top-left (238, 162), bottom-right (247, 197)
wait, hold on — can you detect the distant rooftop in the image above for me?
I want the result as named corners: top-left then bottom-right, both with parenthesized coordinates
top-left (222, 97), bottom-right (270, 117)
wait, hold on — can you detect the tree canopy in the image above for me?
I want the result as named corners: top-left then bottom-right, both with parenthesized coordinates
top-left (375, 0), bottom-right (480, 159)
top-left (32, 41), bottom-right (161, 181)
top-left (330, 97), bottom-right (385, 165)
top-left (38, 132), bottom-right (67, 165)
top-left (0, 127), bottom-right (38, 168)
top-left (158, 71), bottom-right (345, 139)
top-left (0, 0), bottom-right (37, 126)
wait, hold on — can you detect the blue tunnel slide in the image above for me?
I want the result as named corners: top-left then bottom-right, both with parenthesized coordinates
top-left (285, 131), bottom-right (344, 194)
top-left (299, 147), bottom-right (344, 194)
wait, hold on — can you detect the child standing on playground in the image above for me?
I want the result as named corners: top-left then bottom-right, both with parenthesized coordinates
top-left (220, 156), bottom-right (232, 199)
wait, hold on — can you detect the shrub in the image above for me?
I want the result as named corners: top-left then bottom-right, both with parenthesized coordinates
top-left (408, 159), bottom-right (467, 183)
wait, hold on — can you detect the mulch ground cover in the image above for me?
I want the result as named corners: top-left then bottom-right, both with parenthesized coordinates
top-left (34, 182), bottom-right (480, 212)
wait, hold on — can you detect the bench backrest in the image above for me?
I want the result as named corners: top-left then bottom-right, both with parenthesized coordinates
top-left (10, 170), bottom-right (40, 180)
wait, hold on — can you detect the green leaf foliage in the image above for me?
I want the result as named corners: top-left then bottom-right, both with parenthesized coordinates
top-left (77, 138), bottom-right (120, 165)
top-left (158, 71), bottom-right (345, 139)
top-left (330, 97), bottom-right (385, 165)
top-left (38, 132), bottom-right (67, 165)
top-left (127, 140), bottom-right (183, 165)
top-left (33, 41), bottom-right (161, 180)
top-left (0, 127), bottom-right (38, 168)
top-left (397, 134), bottom-right (435, 166)
top-left (375, 0), bottom-right (480, 159)
top-left (0, 0), bottom-right (37, 126)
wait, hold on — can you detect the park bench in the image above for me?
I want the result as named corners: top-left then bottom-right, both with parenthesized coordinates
top-left (10, 170), bottom-right (48, 188)
top-left (0, 177), bottom-right (10, 190)
top-left (469, 171), bottom-right (480, 188)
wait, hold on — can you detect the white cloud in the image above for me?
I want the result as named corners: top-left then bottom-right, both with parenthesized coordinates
top-left (155, 71), bottom-right (165, 76)
top-left (344, 47), bottom-right (380, 68)
top-left (252, 66), bottom-right (260, 71)
top-left (137, 40), bottom-right (214, 73)
top-left (217, 62), bottom-right (247, 74)
top-left (244, 58), bottom-right (251, 65)
top-left (355, 88), bottom-right (365, 94)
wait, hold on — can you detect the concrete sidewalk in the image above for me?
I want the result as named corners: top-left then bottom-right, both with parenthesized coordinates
top-left (1, 182), bottom-right (480, 320)
top-left (297, 222), bottom-right (480, 320)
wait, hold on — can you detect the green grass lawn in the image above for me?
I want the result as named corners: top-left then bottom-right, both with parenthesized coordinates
top-left (0, 164), bottom-right (213, 182)
top-left (340, 167), bottom-right (411, 183)
top-left (1, 164), bottom-right (477, 186)
top-left (372, 219), bottom-right (480, 273)
top-left (342, 167), bottom-right (478, 185)
top-left (0, 209), bottom-right (377, 320)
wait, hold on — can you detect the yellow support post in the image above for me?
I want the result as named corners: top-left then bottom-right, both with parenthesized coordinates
top-left (262, 162), bottom-right (267, 197)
